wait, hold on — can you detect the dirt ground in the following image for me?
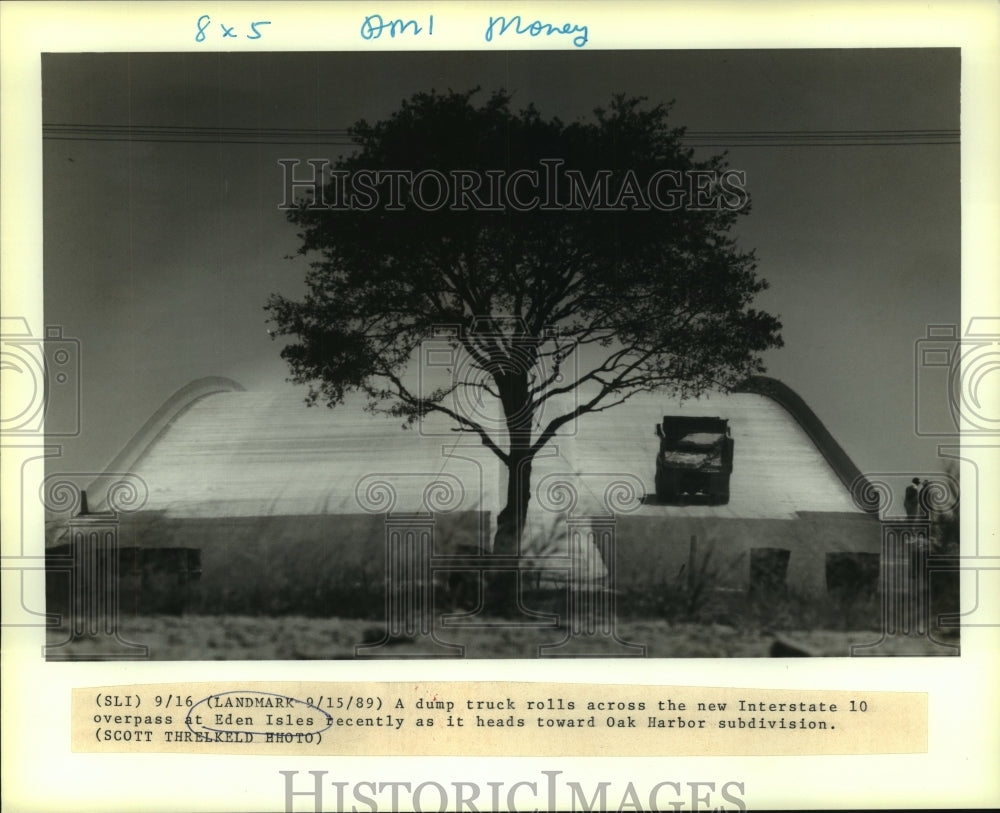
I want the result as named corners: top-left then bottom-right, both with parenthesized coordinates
top-left (45, 612), bottom-right (959, 660)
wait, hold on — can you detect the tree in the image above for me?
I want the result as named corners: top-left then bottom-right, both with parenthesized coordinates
top-left (266, 88), bottom-right (782, 560)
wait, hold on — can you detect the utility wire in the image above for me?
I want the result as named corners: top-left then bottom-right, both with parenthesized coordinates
top-left (43, 122), bottom-right (959, 147)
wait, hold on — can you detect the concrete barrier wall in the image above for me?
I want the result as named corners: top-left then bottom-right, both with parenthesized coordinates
top-left (615, 512), bottom-right (881, 596)
top-left (47, 509), bottom-right (880, 617)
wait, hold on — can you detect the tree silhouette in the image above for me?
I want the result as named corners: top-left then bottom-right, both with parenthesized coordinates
top-left (266, 88), bottom-right (782, 561)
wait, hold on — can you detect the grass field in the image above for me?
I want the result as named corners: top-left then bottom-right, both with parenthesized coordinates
top-left (45, 578), bottom-right (960, 659)
top-left (44, 612), bottom-right (959, 659)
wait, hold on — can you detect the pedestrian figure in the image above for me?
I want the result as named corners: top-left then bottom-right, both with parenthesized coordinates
top-left (904, 477), bottom-right (921, 519)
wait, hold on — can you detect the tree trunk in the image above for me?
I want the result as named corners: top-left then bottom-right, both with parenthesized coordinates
top-left (492, 367), bottom-right (535, 556)
top-left (487, 367), bottom-right (534, 614)
top-left (493, 449), bottom-right (533, 556)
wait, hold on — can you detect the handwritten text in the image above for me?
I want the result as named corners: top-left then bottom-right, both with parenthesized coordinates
top-left (485, 15), bottom-right (588, 48)
top-left (195, 14), bottom-right (270, 42)
top-left (361, 14), bottom-right (433, 40)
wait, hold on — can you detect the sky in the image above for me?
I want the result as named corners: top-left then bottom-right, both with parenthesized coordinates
top-left (40, 49), bottom-right (961, 481)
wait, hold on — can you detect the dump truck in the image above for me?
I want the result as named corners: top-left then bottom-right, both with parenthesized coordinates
top-left (654, 416), bottom-right (734, 504)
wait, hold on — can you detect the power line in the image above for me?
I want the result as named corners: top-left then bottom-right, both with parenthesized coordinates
top-left (682, 128), bottom-right (958, 147)
top-left (43, 122), bottom-right (959, 147)
top-left (43, 123), bottom-right (355, 146)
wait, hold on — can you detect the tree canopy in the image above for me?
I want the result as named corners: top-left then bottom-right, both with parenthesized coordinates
top-left (266, 88), bottom-right (783, 554)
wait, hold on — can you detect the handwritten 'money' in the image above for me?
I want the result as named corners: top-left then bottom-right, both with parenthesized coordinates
top-left (485, 15), bottom-right (589, 48)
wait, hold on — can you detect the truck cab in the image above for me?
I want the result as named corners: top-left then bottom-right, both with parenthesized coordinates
top-left (654, 416), bottom-right (734, 505)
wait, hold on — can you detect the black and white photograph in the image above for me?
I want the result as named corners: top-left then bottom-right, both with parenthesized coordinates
top-left (37, 47), bottom-right (964, 660)
top-left (2, 2), bottom-right (999, 812)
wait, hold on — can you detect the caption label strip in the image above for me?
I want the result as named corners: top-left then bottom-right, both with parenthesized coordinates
top-left (74, 682), bottom-right (926, 756)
